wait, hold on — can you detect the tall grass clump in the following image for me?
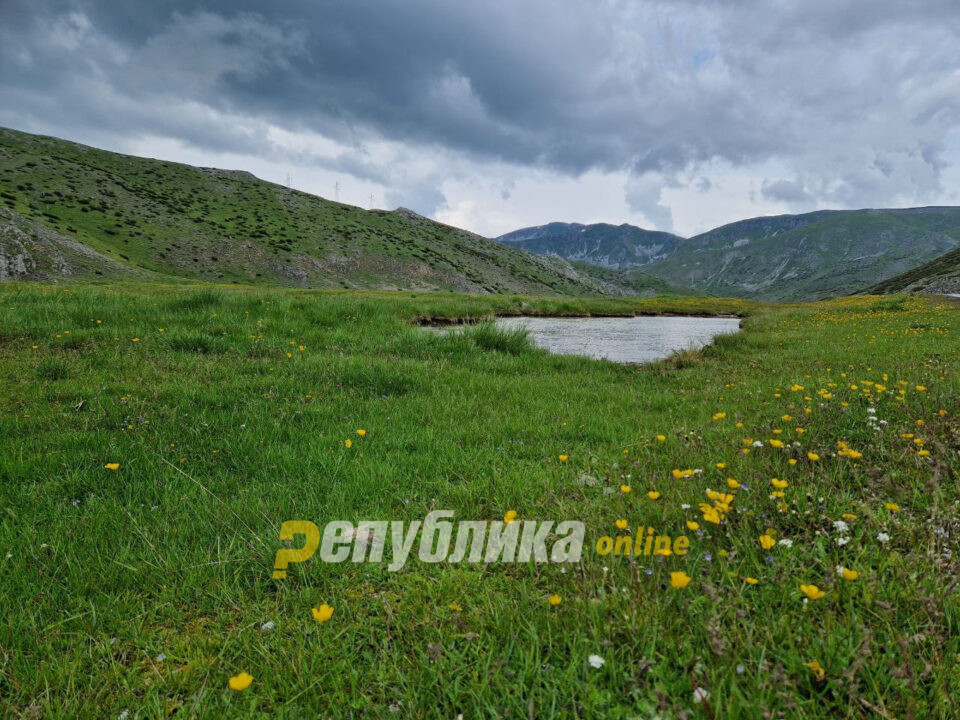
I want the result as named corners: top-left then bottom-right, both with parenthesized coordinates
top-left (463, 321), bottom-right (533, 355)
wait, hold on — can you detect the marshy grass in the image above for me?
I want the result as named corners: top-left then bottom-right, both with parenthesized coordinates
top-left (461, 320), bottom-right (534, 355)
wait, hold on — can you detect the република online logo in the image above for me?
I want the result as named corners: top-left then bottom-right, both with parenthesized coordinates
top-left (271, 511), bottom-right (692, 576)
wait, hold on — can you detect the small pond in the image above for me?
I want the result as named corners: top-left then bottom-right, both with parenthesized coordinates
top-left (490, 315), bottom-right (741, 363)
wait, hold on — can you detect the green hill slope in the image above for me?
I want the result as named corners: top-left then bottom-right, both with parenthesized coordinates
top-left (866, 244), bottom-right (960, 295)
top-left (570, 261), bottom-right (697, 296)
top-left (0, 127), bottom-right (617, 295)
top-left (644, 209), bottom-right (960, 300)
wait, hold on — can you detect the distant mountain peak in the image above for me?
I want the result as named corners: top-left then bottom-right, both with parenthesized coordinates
top-left (497, 221), bottom-right (684, 270)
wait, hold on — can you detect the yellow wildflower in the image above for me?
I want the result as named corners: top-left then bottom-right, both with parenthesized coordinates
top-left (759, 534), bottom-right (776, 550)
top-left (548, 594), bottom-right (562, 606)
top-left (504, 510), bottom-right (518, 524)
top-left (104, 463), bottom-right (120, 471)
top-left (312, 604), bottom-right (334, 623)
top-left (800, 584), bottom-right (826, 600)
top-left (670, 571), bottom-right (692, 589)
top-left (701, 507), bottom-right (721, 524)
top-left (228, 672), bottom-right (253, 691)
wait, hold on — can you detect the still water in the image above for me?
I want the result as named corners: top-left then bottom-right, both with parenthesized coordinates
top-left (494, 315), bottom-right (741, 363)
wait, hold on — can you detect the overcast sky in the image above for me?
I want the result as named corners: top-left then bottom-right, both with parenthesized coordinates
top-left (3, 1), bottom-right (960, 238)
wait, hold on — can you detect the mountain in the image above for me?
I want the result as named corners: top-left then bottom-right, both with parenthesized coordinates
top-left (0, 127), bottom-right (618, 295)
top-left (498, 209), bottom-right (960, 301)
top-left (866, 244), bottom-right (960, 295)
top-left (8, 127), bottom-right (956, 301)
top-left (497, 222), bottom-right (684, 269)
top-left (647, 209), bottom-right (960, 300)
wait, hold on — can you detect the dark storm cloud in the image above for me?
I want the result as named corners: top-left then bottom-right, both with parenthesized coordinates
top-left (3, 0), bottom-right (960, 221)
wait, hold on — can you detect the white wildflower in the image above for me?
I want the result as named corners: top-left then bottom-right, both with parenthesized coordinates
top-left (693, 687), bottom-right (710, 703)
top-left (588, 654), bottom-right (605, 669)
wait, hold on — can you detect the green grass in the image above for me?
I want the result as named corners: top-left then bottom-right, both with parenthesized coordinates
top-left (460, 321), bottom-right (534, 355)
top-left (1, 285), bottom-right (958, 718)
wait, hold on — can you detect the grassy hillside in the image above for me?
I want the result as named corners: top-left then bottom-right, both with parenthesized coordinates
top-left (571, 260), bottom-right (698, 296)
top-left (867, 244), bottom-right (960, 295)
top-left (2, 283), bottom-right (958, 717)
top-left (0, 127), bottom-right (616, 295)
top-left (498, 222), bottom-right (684, 269)
top-left (645, 209), bottom-right (960, 301)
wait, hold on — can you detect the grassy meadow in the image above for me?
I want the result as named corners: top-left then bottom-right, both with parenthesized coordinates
top-left (1, 284), bottom-right (958, 719)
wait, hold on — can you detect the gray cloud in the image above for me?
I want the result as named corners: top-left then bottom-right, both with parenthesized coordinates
top-left (3, 0), bottom-right (960, 228)
top-left (762, 179), bottom-right (813, 205)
